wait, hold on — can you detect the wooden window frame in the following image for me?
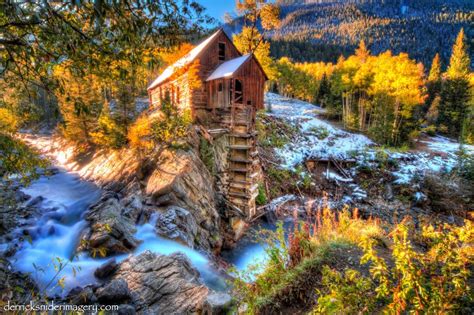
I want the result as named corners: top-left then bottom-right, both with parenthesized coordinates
top-left (218, 42), bottom-right (226, 61)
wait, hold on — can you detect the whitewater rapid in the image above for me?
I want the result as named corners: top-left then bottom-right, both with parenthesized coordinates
top-left (8, 169), bottom-right (228, 296)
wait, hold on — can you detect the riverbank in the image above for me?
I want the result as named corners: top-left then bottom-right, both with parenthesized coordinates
top-left (2, 128), bottom-right (238, 312)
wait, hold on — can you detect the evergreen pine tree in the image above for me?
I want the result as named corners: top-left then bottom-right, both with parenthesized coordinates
top-left (317, 73), bottom-right (331, 107)
top-left (425, 53), bottom-right (442, 116)
top-left (439, 28), bottom-right (472, 139)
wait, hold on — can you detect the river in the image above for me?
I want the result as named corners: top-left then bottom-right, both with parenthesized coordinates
top-left (6, 167), bottom-right (271, 296)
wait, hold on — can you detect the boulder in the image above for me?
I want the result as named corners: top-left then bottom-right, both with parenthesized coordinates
top-left (67, 286), bottom-right (98, 305)
top-left (84, 195), bottom-right (139, 256)
top-left (25, 195), bottom-right (44, 207)
top-left (117, 304), bottom-right (136, 315)
top-left (121, 193), bottom-right (144, 223)
top-left (15, 190), bottom-right (30, 203)
top-left (0, 257), bottom-right (37, 303)
top-left (155, 206), bottom-right (198, 247)
top-left (144, 149), bottom-right (221, 251)
top-left (96, 279), bottom-right (131, 304)
top-left (0, 184), bottom-right (38, 236)
top-left (383, 183), bottom-right (394, 201)
top-left (112, 251), bottom-right (208, 314)
top-left (94, 258), bottom-right (118, 279)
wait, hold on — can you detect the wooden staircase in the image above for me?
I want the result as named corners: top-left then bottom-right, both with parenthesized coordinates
top-left (218, 104), bottom-right (259, 218)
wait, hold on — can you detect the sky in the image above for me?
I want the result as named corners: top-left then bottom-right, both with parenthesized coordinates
top-left (198, 0), bottom-right (236, 23)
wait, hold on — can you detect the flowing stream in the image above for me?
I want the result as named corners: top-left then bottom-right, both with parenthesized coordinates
top-left (7, 167), bottom-right (269, 296)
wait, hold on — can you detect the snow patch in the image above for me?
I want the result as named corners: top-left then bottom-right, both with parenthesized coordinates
top-left (263, 93), bottom-right (472, 186)
top-left (264, 93), bottom-right (373, 169)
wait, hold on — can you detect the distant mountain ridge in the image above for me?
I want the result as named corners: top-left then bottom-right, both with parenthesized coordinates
top-left (229, 0), bottom-right (473, 66)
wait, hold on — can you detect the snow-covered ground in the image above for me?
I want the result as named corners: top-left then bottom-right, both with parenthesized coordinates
top-left (266, 93), bottom-right (373, 168)
top-left (264, 93), bottom-right (474, 190)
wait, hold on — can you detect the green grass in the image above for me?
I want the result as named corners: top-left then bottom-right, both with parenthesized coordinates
top-left (308, 126), bottom-right (330, 140)
top-left (255, 184), bottom-right (268, 206)
top-left (253, 240), bottom-right (353, 310)
top-left (199, 137), bottom-right (216, 176)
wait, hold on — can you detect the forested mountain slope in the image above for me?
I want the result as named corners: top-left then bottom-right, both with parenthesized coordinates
top-left (259, 0), bottom-right (474, 65)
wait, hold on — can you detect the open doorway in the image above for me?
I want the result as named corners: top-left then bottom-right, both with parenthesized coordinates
top-left (235, 79), bottom-right (243, 104)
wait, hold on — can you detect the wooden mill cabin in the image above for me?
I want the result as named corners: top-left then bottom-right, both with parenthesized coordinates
top-left (147, 29), bottom-right (267, 218)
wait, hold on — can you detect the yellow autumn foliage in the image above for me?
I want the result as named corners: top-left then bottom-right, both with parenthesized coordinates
top-left (0, 108), bottom-right (20, 133)
top-left (128, 115), bottom-right (154, 150)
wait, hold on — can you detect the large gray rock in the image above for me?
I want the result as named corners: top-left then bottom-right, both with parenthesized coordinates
top-left (155, 206), bottom-right (198, 247)
top-left (121, 193), bottom-right (144, 223)
top-left (96, 279), bottom-right (131, 304)
top-left (83, 194), bottom-right (139, 256)
top-left (0, 183), bottom-right (37, 237)
top-left (0, 257), bottom-right (37, 303)
top-left (117, 304), bottom-right (136, 315)
top-left (94, 258), bottom-right (118, 279)
top-left (67, 285), bottom-right (98, 305)
top-left (144, 148), bottom-right (222, 251)
top-left (112, 251), bottom-right (208, 314)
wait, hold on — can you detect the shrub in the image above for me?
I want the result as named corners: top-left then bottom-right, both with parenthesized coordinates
top-left (313, 267), bottom-right (377, 314)
top-left (295, 165), bottom-right (312, 190)
top-left (128, 115), bottom-right (154, 151)
top-left (0, 134), bottom-right (48, 185)
top-left (457, 147), bottom-right (474, 181)
top-left (314, 219), bottom-right (474, 313)
top-left (90, 106), bottom-right (126, 149)
top-left (375, 148), bottom-right (390, 169)
top-left (232, 202), bottom-right (473, 314)
top-left (199, 137), bottom-right (216, 176)
top-left (423, 124), bottom-right (437, 136)
top-left (255, 184), bottom-right (268, 206)
top-left (267, 167), bottom-right (293, 183)
top-left (151, 98), bottom-right (192, 146)
top-left (256, 113), bottom-right (298, 148)
top-left (231, 222), bottom-right (290, 312)
top-left (0, 107), bottom-right (20, 133)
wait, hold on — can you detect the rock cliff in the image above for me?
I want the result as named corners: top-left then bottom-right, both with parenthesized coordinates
top-left (20, 130), bottom-right (223, 254)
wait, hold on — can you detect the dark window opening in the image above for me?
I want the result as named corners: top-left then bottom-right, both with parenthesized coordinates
top-left (218, 42), bottom-right (226, 61)
top-left (228, 79), bottom-right (233, 105)
top-left (218, 82), bottom-right (223, 92)
top-left (235, 79), bottom-right (243, 104)
top-left (247, 100), bottom-right (252, 105)
top-left (164, 89), bottom-right (171, 103)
